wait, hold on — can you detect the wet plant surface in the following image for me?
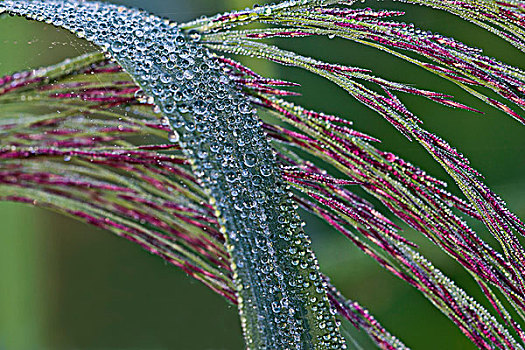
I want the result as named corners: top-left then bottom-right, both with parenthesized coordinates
top-left (1, 0), bottom-right (525, 349)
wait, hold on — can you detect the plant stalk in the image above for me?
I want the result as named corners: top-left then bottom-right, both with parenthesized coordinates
top-left (0, 1), bottom-right (346, 348)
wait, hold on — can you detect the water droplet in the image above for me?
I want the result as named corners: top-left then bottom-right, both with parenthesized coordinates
top-left (244, 153), bottom-right (257, 167)
top-left (168, 130), bottom-right (179, 143)
top-left (260, 165), bottom-right (272, 177)
top-left (110, 40), bottom-right (125, 52)
top-left (238, 102), bottom-right (253, 114)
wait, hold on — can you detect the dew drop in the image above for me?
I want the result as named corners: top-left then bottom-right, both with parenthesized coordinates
top-left (244, 152), bottom-right (257, 167)
top-left (260, 165), bottom-right (272, 177)
top-left (168, 130), bottom-right (180, 143)
top-left (110, 40), bottom-right (125, 52)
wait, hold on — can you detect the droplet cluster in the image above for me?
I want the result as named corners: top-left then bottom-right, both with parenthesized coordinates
top-left (0, 1), bottom-right (345, 349)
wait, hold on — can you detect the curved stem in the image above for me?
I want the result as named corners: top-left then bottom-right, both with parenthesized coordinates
top-left (0, 1), bottom-right (345, 349)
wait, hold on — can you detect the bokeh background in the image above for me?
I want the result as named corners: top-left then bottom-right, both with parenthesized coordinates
top-left (0, 0), bottom-right (524, 349)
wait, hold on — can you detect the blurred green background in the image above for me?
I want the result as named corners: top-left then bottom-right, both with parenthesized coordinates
top-left (0, 0), bottom-right (524, 349)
